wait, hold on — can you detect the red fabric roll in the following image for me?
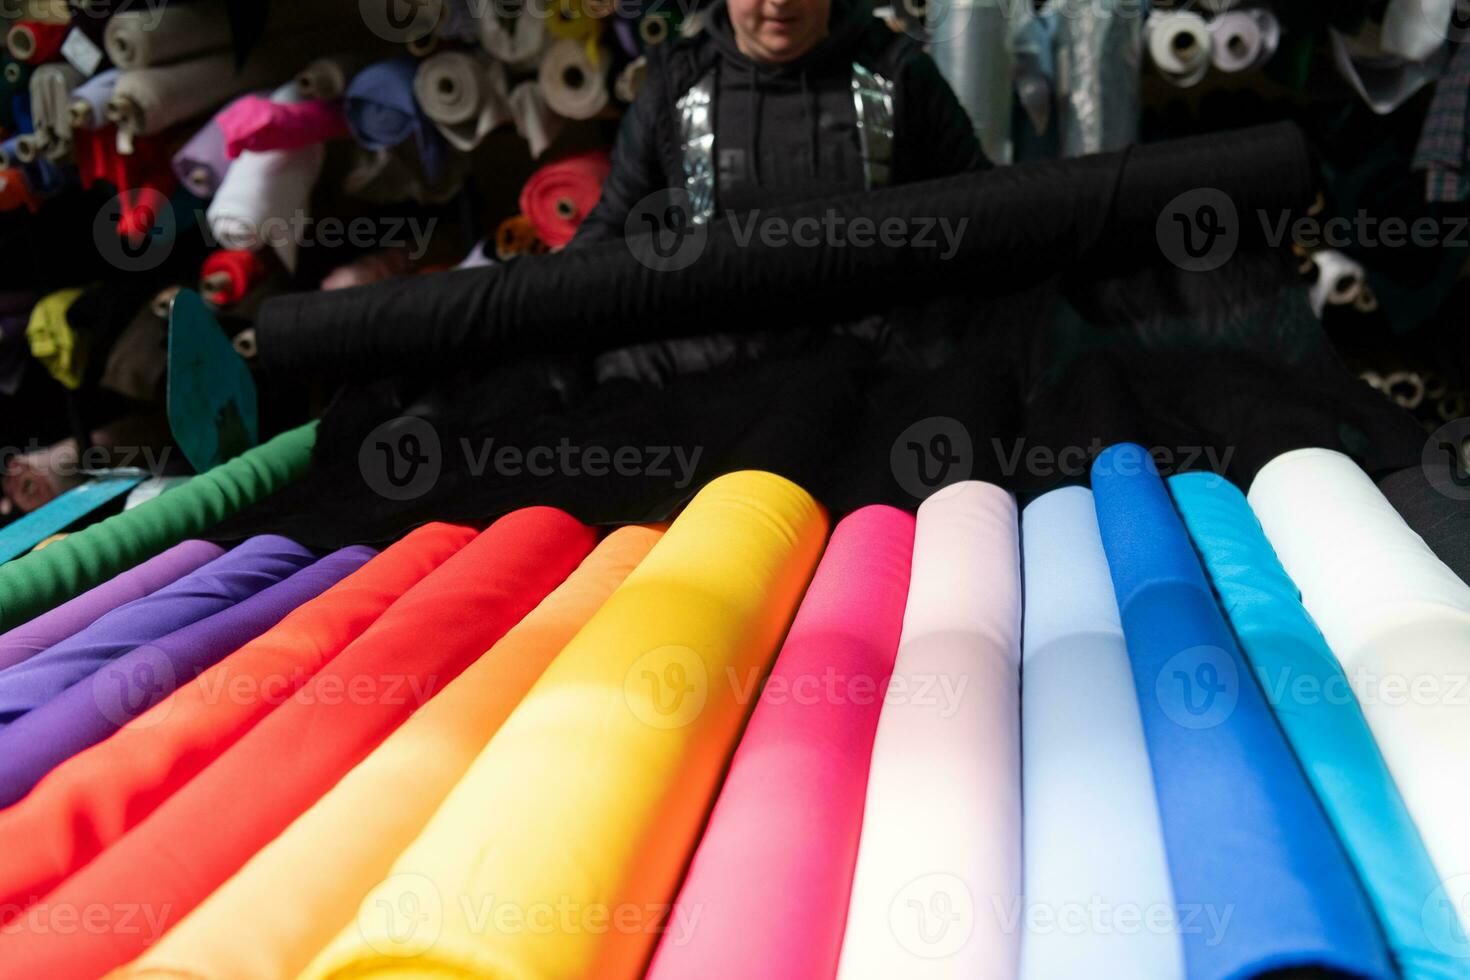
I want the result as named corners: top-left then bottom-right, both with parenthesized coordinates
top-left (73, 126), bottom-right (178, 241)
top-left (0, 168), bottom-right (40, 214)
top-left (6, 21), bottom-right (68, 64)
top-left (0, 523), bottom-right (476, 923)
top-left (201, 249), bottom-right (269, 306)
top-left (518, 148), bottom-right (611, 249)
top-left (0, 508), bottom-right (598, 977)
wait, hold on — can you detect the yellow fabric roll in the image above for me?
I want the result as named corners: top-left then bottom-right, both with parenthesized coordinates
top-left (25, 286), bottom-right (87, 390)
top-left (302, 470), bottom-right (828, 980)
top-left (107, 526), bottom-right (666, 980)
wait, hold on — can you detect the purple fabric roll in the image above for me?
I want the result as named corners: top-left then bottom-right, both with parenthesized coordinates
top-left (171, 98), bottom-right (242, 198)
top-left (0, 540), bottom-right (225, 673)
top-left (0, 545), bottom-right (376, 808)
top-left (0, 535), bottom-right (314, 724)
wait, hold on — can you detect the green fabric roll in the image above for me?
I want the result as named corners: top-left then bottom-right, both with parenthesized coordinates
top-left (0, 422), bottom-right (318, 630)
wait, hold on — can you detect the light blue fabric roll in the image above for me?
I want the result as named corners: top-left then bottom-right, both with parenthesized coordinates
top-left (1170, 471), bottom-right (1469, 980)
top-left (1019, 486), bottom-right (1184, 980)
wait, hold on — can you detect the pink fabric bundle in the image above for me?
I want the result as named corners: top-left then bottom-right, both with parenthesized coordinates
top-left (519, 149), bottom-right (611, 249)
top-left (646, 505), bottom-right (917, 980)
top-left (215, 95), bottom-right (349, 159)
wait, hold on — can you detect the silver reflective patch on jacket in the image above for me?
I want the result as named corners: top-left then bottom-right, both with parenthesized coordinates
top-left (850, 63), bottom-right (894, 188)
top-left (676, 71), bottom-right (716, 224)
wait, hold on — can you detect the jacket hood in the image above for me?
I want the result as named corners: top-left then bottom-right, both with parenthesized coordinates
top-left (700, 0), bottom-right (877, 77)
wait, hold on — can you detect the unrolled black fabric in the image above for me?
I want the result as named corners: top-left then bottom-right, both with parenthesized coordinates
top-left (1378, 465), bottom-right (1470, 584)
top-left (255, 122), bottom-right (1319, 382)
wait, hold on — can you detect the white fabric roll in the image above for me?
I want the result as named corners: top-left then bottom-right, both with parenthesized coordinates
top-left (1147, 11), bottom-right (1212, 87)
top-left (27, 62), bottom-right (83, 159)
top-left (108, 43), bottom-right (310, 136)
top-left (479, 0), bottom-right (548, 71)
top-left (1382, 0), bottom-right (1456, 61)
top-left (104, 0), bottom-right (232, 69)
top-left (1309, 249), bottom-right (1366, 318)
top-left (413, 50), bottom-right (511, 152)
top-left (206, 84), bottom-right (323, 274)
top-left (295, 54), bottom-right (368, 102)
top-left (538, 38), bottom-right (609, 120)
top-left (508, 80), bottom-right (565, 159)
top-left (836, 481), bottom-right (1022, 980)
top-left (1248, 448), bottom-right (1470, 945)
top-left (1208, 10), bottom-right (1279, 72)
top-left (1018, 487), bottom-right (1184, 980)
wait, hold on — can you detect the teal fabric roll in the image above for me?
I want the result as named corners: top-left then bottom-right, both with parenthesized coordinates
top-left (1169, 471), bottom-right (1468, 980)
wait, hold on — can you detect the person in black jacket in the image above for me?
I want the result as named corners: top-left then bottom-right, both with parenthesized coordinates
top-left (572, 0), bottom-right (987, 244)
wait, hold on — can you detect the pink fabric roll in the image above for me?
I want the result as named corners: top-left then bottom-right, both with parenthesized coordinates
top-left (646, 505), bottom-right (916, 980)
top-left (216, 95), bottom-right (349, 159)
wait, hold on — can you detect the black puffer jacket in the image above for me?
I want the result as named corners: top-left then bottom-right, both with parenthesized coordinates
top-left (573, 0), bottom-right (987, 243)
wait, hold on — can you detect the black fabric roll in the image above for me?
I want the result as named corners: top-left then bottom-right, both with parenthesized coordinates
top-left (1378, 465), bottom-right (1470, 584)
top-left (257, 122), bottom-right (1318, 381)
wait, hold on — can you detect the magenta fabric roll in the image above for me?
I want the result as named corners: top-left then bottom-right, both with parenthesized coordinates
top-left (0, 546), bottom-right (376, 809)
top-left (646, 505), bottom-right (916, 980)
top-left (216, 95), bottom-right (349, 159)
top-left (0, 540), bottom-right (224, 673)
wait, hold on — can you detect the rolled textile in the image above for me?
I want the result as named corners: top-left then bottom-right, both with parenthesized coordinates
top-left (645, 506), bottom-right (914, 980)
top-left (200, 248), bottom-right (268, 307)
top-left (215, 94), bottom-right (349, 158)
top-left (507, 78), bottom-right (563, 158)
top-left (253, 122), bottom-right (1317, 381)
top-left (0, 421), bottom-right (317, 630)
top-left (27, 62), bottom-right (82, 159)
top-left (112, 526), bottom-right (661, 980)
top-left (538, 37), bottom-right (610, 120)
top-left (1382, 0), bottom-right (1458, 62)
top-left (98, 296), bottom-right (167, 402)
top-left (103, 0), bottom-right (232, 69)
top-left (1017, 487), bottom-right (1183, 980)
top-left (1330, 20), bottom-right (1449, 116)
top-left (1208, 9), bottom-right (1280, 73)
top-left (345, 56), bottom-right (446, 186)
top-left (67, 67), bottom-right (119, 131)
top-left (172, 96), bottom-right (248, 199)
top-left (0, 166), bottom-right (38, 213)
top-left (0, 523), bottom-right (474, 922)
top-left (301, 471), bottom-right (826, 980)
top-left (0, 509), bottom-right (597, 978)
top-left (0, 477), bottom-right (144, 564)
top-left (1146, 10), bottom-right (1212, 87)
top-left (413, 50), bottom-right (511, 152)
top-left (296, 53), bottom-right (368, 101)
top-left (107, 45), bottom-right (309, 137)
top-left (1054, 0), bottom-right (1141, 155)
top-left (1248, 448), bottom-right (1470, 948)
top-left (494, 213), bottom-right (547, 260)
top-left (6, 21), bottom-right (68, 64)
top-left (836, 481), bottom-right (1021, 979)
top-left (0, 546), bottom-right (374, 809)
top-left (1309, 249), bottom-right (1366, 317)
top-left (930, 0), bottom-right (1013, 164)
top-left (1377, 464), bottom-right (1470, 585)
top-left (519, 149), bottom-right (611, 248)
top-left (24, 286), bottom-right (86, 390)
top-left (0, 534), bottom-right (315, 725)
top-left (478, 0), bottom-right (548, 71)
top-left (1091, 443), bottom-right (1395, 980)
top-left (0, 541), bottom-right (224, 673)
top-left (1170, 471), bottom-right (1464, 979)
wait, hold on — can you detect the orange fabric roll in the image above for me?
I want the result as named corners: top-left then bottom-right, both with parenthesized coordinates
top-left (0, 523), bottom-right (478, 920)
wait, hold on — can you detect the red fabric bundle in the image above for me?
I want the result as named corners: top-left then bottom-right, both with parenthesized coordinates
top-left (201, 249), bottom-right (269, 306)
top-left (5, 21), bottom-right (68, 64)
top-left (519, 148), bottom-right (611, 248)
top-left (73, 126), bottom-right (178, 241)
top-left (215, 95), bottom-right (350, 159)
top-left (0, 168), bottom-right (39, 214)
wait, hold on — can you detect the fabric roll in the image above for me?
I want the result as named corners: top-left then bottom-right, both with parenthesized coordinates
top-left (478, 2), bottom-right (548, 70)
top-left (301, 472), bottom-right (826, 980)
top-left (296, 53), bottom-right (367, 101)
top-left (1382, 0), bottom-right (1457, 62)
top-left (6, 21), bottom-right (68, 64)
top-left (0, 524), bottom-right (474, 922)
top-left (1170, 471), bottom-right (1465, 980)
top-left (1309, 249), bottom-right (1366, 317)
top-left (98, 297), bottom-right (167, 402)
top-left (66, 66), bottom-right (119, 131)
top-left (1208, 9), bottom-right (1280, 73)
top-left (172, 97), bottom-right (245, 199)
top-left (27, 62), bottom-right (82, 159)
top-left (1091, 443), bottom-right (1395, 980)
top-left (931, 0), bottom-right (1013, 164)
top-left (108, 45), bottom-right (307, 136)
top-left (1147, 10), bottom-right (1212, 87)
top-left (0, 421), bottom-right (316, 631)
top-left (1378, 465), bottom-right (1470, 585)
top-left (0, 510), bottom-right (597, 978)
top-left (508, 78), bottom-right (563, 158)
top-left (1330, 21), bottom-right (1449, 117)
top-left (215, 94), bottom-right (349, 158)
top-left (413, 50), bottom-right (511, 151)
top-left (538, 37), bottom-right (609, 120)
top-left (200, 248), bottom-right (268, 306)
top-left (493, 213), bottom-right (547, 260)
top-left (837, 481), bottom-right (1022, 979)
top-left (1017, 486), bottom-right (1184, 980)
top-left (519, 149), bottom-right (611, 249)
top-left (0, 541), bottom-right (224, 674)
top-left (1054, 0), bottom-right (1141, 155)
top-left (645, 506), bottom-right (913, 980)
top-left (0, 546), bottom-right (375, 809)
top-left (103, 0), bottom-right (232, 69)
top-left (0, 534), bottom-right (315, 725)
top-left (112, 526), bottom-right (662, 980)
top-left (1248, 448), bottom-right (1470, 951)
top-left (345, 57), bottom-right (446, 186)
top-left (0, 477), bottom-right (143, 564)
top-left (25, 286), bottom-right (86, 390)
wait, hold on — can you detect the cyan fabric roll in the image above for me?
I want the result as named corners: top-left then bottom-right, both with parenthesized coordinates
top-left (0, 546), bottom-right (374, 808)
top-left (931, 0), bottom-right (1014, 163)
top-left (1170, 471), bottom-right (1466, 980)
top-left (1249, 447), bottom-right (1470, 958)
top-left (0, 535), bottom-right (314, 724)
top-left (1018, 486), bottom-right (1184, 980)
top-left (1091, 443), bottom-right (1395, 980)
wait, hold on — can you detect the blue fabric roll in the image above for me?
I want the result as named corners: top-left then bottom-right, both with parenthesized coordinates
top-left (1090, 443), bottom-right (1395, 980)
top-left (1019, 486), bottom-right (1184, 979)
top-left (1169, 471), bottom-right (1469, 980)
top-left (0, 535), bottom-right (314, 725)
top-left (344, 57), bottom-right (446, 186)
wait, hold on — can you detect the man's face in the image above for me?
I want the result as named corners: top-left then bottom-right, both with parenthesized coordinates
top-left (728, 0), bottom-right (832, 64)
